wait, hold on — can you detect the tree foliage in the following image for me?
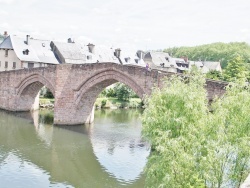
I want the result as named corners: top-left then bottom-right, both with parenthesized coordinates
top-left (206, 70), bottom-right (223, 80)
top-left (164, 42), bottom-right (250, 68)
top-left (142, 73), bottom-right (250, 188)
top-left (223, 55), bottom-right (248, 82)
top-left (101, 83), bottom-right (138, 101)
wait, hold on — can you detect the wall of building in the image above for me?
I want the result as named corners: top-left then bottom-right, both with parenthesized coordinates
top-left (0, 49), bottom-right (22, 71)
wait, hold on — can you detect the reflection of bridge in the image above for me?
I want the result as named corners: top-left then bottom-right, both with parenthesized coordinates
top-left (0, 63), bottom-right (227, 125)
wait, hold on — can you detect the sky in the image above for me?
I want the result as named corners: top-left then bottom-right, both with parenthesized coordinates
top-left (0, 0), bottom-right (250, 51)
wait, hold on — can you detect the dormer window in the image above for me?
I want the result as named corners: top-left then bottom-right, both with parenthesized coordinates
top-left (23, 49), bottom-right (29, 55)
top-left (87, 55), bottom-right (92, 60)
top-left (125, 57), bottom-right (130, 63)
top-left (165, 57), bottom-right (169, 62)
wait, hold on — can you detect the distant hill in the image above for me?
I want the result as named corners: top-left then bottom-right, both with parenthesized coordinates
top-left (164, 42), bottom-right (250, 68)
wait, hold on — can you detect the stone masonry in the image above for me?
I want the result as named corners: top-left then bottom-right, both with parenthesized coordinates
top-left (0, 63), bottom-right (227, 125)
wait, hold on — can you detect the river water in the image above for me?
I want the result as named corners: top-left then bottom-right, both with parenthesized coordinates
top-left (0, 109), bottom-right (150, 188)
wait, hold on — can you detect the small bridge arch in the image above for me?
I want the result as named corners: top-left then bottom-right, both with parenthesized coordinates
top-left (15, 73), bottom-right (56, 111)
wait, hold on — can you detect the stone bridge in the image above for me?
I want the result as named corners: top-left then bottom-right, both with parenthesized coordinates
top-left (0, 63), bottom-right (227, 125)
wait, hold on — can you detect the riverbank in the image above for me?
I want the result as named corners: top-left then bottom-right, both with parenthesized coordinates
top-left (39, 97), bottom-right (143, 109)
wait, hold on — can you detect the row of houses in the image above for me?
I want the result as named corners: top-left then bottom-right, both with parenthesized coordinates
top-left (0, 32), bottom-right (222, 73)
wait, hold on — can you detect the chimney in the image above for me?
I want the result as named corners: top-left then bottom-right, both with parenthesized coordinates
top-left (3, 31), bottom-right (8, 38)
top-left (87, 43), bottom-right (95, 54)
top-left (115, 48), bottom-right (121, 58)
top-left (68, 38), bottom-right (72, 43)
top-left (26, 35), bottom-right (30, 45)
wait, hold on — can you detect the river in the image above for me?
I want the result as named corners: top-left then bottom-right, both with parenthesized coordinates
top-left (0, 109), bottom-right (150, 188)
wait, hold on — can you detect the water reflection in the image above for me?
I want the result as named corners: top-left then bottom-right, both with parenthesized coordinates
top-left (91, 109), bottom-right (150, 183)
top-left (0, 109), bottom-right (148, 187)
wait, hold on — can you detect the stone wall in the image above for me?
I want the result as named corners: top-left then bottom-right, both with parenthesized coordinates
top-left (0, 63), bottom-right (227, 125)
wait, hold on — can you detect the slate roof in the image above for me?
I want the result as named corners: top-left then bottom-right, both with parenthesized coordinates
top-left (144, 52), bottom-right (177, 68)
top-left (203, 61), bottom-right (221, 70)
top-left (51, 41), bottom-right (141, 65)
top-left (0, 35), bottom-right (59, 64)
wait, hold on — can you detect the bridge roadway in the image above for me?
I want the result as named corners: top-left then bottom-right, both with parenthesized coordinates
top-left (0, 63), bottom-right (227, 125)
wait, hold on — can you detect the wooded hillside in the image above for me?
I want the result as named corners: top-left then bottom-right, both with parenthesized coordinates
top-left (164, 42), bottom-right (250, 68)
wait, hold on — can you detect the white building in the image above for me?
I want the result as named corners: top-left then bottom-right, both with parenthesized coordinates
top-left (0, 35), bottom-right (59, 72)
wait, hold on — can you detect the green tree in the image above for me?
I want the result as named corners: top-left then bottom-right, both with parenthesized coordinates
top-left (223, 56), bottom-right (248, 82)
top-left (164, 42), bottom-right (250, 68)
top-left (113, 83), bottom-right (137, 101)
top-left (142, 73), bottom-right (250, 188)
top-left (206, 70), bottom-right (223, 80)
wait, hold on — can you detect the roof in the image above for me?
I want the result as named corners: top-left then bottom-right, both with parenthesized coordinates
top-left (51, 41), bottom-right (87, 64)
top-left (0, 36), bottom-right (13, 49)
top-left (189, 61), bottom-right (204, 68)
top-left (51, 41), bottom-right (146, 65)
top-left (0, 35), bottom-right (59, 64)
top-left (203, 61), bottom-right (221, 70)
top-left (172, 57), bottom-right (188, 64)
top-left (144, 51), bottom-right (177, 68)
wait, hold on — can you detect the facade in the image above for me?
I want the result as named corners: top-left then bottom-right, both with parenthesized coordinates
top-left (0, 34), bottom-right (59, 72)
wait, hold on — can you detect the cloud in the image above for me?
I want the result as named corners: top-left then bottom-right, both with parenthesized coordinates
top-left (0, 10), bottom-right (8, 15)
top-left (0, 0), bottom-right (15, 4)
top-left (76, 35), bottom-right (95, 45)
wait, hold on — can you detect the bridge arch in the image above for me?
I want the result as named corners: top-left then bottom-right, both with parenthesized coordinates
top-left (72, 69), bottom-right (146, 123)
top-left (15, 73), bottom-right (55, 111)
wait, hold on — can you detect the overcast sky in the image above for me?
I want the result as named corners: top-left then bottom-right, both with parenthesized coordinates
top-left (0, 0), bottom-right (250, 51)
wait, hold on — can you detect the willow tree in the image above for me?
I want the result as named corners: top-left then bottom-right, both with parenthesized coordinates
top-left (142, 73), bottom-right (250, 188)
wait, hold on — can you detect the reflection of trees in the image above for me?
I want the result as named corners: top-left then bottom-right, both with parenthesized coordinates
top-left (39, 110), bottom-right (54, 124)
top-left (95, 109), bottom-right (143, 123)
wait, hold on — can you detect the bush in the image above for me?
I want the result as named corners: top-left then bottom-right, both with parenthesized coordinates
top-left (142, 73), bottom-right (250, 187)
top-left (101, 99), bottom-right (107, 108)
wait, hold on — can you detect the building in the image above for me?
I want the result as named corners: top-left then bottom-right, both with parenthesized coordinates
top-left (0, 34), bottom-right (59, 71)
top-left (144, 51), bottom-right (178, 73)
top-left (171, 57), bottom-right (189, 73)
top-left (189, 61), bottom-right (222, 73)
top-left (51, 39), bottom-right (145, 66)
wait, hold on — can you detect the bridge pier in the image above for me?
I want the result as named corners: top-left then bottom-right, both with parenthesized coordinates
top-left (53, 104), bottom-right (95, 125)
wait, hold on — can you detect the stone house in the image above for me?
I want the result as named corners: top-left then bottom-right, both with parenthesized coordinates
top-left (0, 34), bottom-right (59, 72)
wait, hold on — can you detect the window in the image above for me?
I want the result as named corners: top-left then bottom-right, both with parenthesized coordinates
top-left (0, 61), bottom-right (1, 67)
top-left (5, 50), bottom-right (8, 57)
top-left (87, 55), bottom-right (92, 60)
top-left (13, 62), bottom-right (16, 69)
top-left (28, 63), bottom-right (34, 68)
top-left (5, 61), bottom-right (8, 68)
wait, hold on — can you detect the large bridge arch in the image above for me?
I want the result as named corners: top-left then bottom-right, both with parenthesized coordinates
top-left (70, 69), bottom-right (147, 124)
top-left (15, 73), bottom-right (55, 111)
